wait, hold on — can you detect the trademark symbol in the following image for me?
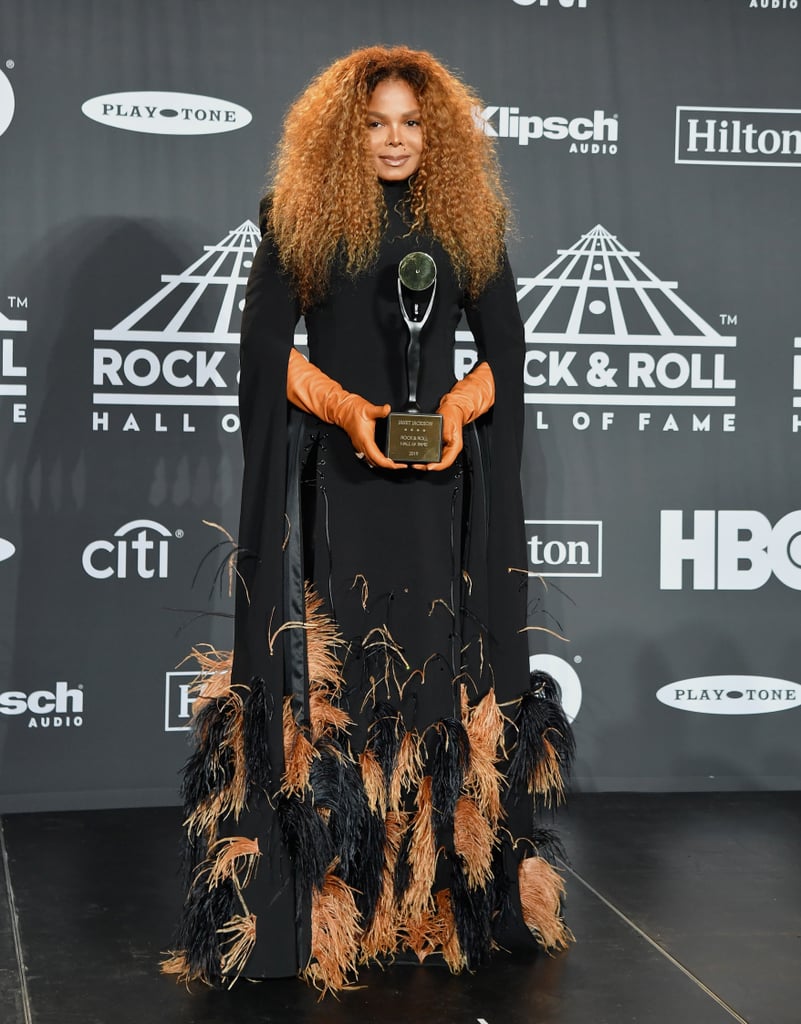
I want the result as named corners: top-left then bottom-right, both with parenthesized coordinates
top-left (5, 60), bottom-right (14, 70)
top-left (175, 529), bottom-right (184, 539)
top-left (573, 654), bottom-right (583, 664)
top-left (719, 313), bottom-right (738, 326)
top-left (8, 296), bottom-right (28, 309)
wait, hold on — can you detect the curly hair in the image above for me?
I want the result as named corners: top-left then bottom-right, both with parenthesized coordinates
top-left (266, 45), bottom-right (510, 311)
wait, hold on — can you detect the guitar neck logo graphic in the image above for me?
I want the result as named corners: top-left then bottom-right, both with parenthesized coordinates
top-left (92, 222), bottom-right (259, 433)
top-left (520, 225), bottom-right (737, 430)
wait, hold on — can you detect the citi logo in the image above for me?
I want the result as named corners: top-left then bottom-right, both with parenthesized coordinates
top-left (0, 69), bottom-right (14, 137)
top-left (81, 91), bottom-right (252, 136)
top-left (479, 106), bottom-right (617, 153)
top-left (0, 537), bottom-right (15, 561)
top-left (656, 677), bottom-right (800, 716)
top-left (525, 520), bottom-right (602, 577)
top-left (514, 0), bottom-right (589, 6)
top-left (82, 519), bottom-right (175, 580)
top-left (660, 510), bottom-right (801, 590)
top-left (676, 107), bottom-right (801, 167)
top-left (0, 681), bottom-right (84, 728)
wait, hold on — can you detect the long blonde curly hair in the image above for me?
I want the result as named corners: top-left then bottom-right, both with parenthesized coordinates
top-left (267, 45), bottom-right (510, 311)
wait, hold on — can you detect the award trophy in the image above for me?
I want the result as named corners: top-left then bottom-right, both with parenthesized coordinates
top-left (384, 252), bottom-right (443, 463)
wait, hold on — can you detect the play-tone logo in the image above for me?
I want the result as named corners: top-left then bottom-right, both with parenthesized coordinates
top-left (515, 225), bottom-right (736, 433)
top-left (0, 69), bottom-right (14, 137)
top-left (0, 537), bottom-right (15, 561)
top-left (525, 520), bottom-right (602, 577)
top-left (1, 309), bottom-right (28, 425)
top-left (656, 676), bottom-right (800, 715)
top-left (81, 91), bottom-right (252, 135)
top-left (82, 519), bottom-right (174, 580)
top-left (480, 106), bottom-right (615, 154)
top-left (660, 510), bottom-right (801, 590)
top-left (676, 106), bottom-right (801, 167)
top-left (0, 681), bottom-right (84, 728)
top-left (92, 222), bottom-right (263, 433)
top-left (529, 654), bottom-right (582, 722)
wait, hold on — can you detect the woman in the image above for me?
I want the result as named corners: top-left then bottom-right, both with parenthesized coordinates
top-left (164, 45), bottom-right (573, 993)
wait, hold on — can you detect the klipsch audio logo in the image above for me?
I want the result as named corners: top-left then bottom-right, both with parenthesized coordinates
top-left (165, 671), bottom-right (200, 731)
top-left (81, 91), bottom-right (252, 135)
top-left (82, 519), bottom-right (177, 579)
top-left (91, 222), bottom-right (261, 433)
top-left (515, 225), bottom-right (736, 433)
top-left (525, 520), bottom-right (602, 577)
top-left (0, 681), bottom-right (84, 728)
top-left (0, 66), bottom-right (14, 137)
top-left (480, 106), bottom-right (616, 155)
top-left (660, 510), bottom-right (801, 590)
top-left (748, 1), bottom-right (798, 9)
top-left (1, 309), bottom-right (28, 425)
top-left (656, 676), bottom-right (800, 715)
top-left (676, 107), bottom-right (801, 167)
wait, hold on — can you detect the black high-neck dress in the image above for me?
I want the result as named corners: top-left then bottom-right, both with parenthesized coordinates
top-left (166, 180), bottom-right (574, 993)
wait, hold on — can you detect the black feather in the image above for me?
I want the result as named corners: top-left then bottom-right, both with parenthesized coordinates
top-left (175, 875), bottom-right (237, 984)
top-left (369, 702), bottom-right (404, 785)
top-left (276, 793), bottom-right (334, 897)
top-left (242, 675), bottom-right (273, 796)
top-left (431, 718), bottom-right (470, 830)
top-left (393, 825), bottom-right (413, 905)
top-left (178, 827), bottom-right (209, 889)
top-left (529, 826), bottom-right (568, 865)
top-left (449, 854), bottom-right (492, 971)
top-left (505, 672), bottom-right (575, 803)
top-left (180, 698), bottom-right (236, 813)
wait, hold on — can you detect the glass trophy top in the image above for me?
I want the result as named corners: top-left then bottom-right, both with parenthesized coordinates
top-left (399, 251), bottom-right (437, 291)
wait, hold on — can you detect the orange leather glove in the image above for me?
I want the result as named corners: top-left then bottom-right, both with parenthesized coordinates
top-left (286, 348), bottom-right (401, 470)
top-left (423, 361), bottom-right (495, 471)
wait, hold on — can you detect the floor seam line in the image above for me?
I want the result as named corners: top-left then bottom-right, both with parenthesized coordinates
top-left (559, 860), bottom-right (750, 1024)
top-left (0, 818), bottom-right (33, 1024)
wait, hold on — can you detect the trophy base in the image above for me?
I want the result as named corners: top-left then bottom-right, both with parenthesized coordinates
top-left (384, 412), bottom-right (443, 464)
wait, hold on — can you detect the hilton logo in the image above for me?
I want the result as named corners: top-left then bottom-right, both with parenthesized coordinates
top-left (525, 520), bottom-right (602, 577)
top-left (675, 107), bottom-right (801, 167)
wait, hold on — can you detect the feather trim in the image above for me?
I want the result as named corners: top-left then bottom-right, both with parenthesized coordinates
top-left (462, 687), bottom-right (507, 828)
top-left (218, 913), bottom-right (258, 984)
top-left (453, 796), bottom-right (495, 890)
top-left (203, 835), bottom-right (261, 890)
top-left (401, 775), bottom-right (437, 918)
top-left (518, 855), bottom-right (573, 952)
top-left (302, 871), bottom-right (361, 993)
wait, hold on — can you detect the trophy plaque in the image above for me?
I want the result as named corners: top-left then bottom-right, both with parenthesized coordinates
top-left (385, 251), bottom-right (443, 464)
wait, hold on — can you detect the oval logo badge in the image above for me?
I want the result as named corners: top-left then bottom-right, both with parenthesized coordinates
top-left (656, 676), bottom-right (801, 715)
top-left (0, 70), bottom-right (14, 138)
top-left (81, 91), bottom-right (252, 135)
top-left (0, 538), bottom-right (16, 561)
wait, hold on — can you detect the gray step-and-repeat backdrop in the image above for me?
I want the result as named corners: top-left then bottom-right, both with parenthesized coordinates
top-left (1, 0), bottom-right (800, 812)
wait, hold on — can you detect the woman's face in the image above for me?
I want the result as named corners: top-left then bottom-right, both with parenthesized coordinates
top-left (365, 78), bottom-right (423, 181)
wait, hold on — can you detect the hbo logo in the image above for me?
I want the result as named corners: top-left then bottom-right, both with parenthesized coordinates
top-left (660, 510), bottom-right (801, 590)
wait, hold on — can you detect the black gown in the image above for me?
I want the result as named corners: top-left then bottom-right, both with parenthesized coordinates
top-left (164, 179), bottom-right (574, 993)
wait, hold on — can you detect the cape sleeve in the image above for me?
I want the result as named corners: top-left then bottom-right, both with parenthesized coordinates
top-left (463, 250), bottom-right (530, 685)
top-left (233, 228), bottom-right (301, 688)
